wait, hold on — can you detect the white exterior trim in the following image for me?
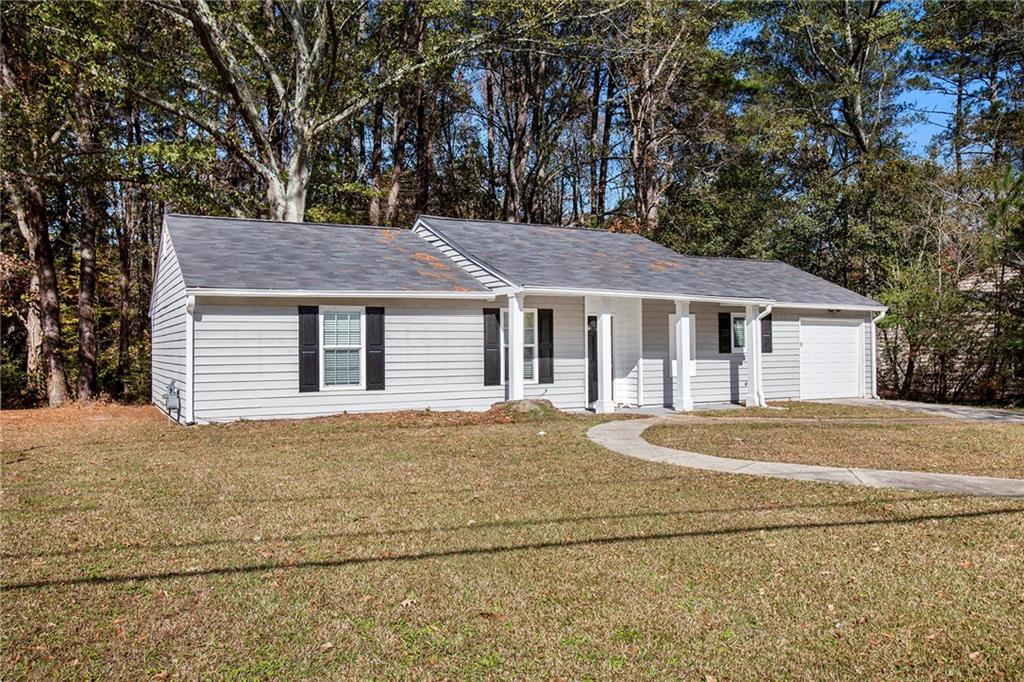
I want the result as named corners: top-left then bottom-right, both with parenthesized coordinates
top-left (186, 288), bottom-right (497, 300)
top-left (755, 304), bottom-right (774, 406)
top-left (411, 218), bottom-right (518, 288)
top-left (774, 302), bottom-right (886, 312)
top-left (744, 305), bottom-right (761, 407)
top-left (507, 292), bottom-right (525, 400)
top-left (500, 306), bottom-right (539, 386)
top-left (148, 218), bottom-right (168, 318)
top-left (595, 311), bottom-right (614, 413)
top-left (525, 286), bottom-right (771, 306)
top-left (673, 300), bottom-right (693, 411)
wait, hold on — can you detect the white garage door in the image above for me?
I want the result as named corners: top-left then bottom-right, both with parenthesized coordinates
top-left (799, 319), bottom-right (862, 399)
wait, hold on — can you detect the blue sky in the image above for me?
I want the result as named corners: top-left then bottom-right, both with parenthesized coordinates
top-left (899, 88), bottom-right (953, 158)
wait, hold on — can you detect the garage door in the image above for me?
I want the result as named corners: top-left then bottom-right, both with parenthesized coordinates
top-left (799, 319), bottom-right (862, 399)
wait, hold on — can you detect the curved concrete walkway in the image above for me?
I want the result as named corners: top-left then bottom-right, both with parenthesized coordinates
top-left (588, 418), bottom-right (1024, 498)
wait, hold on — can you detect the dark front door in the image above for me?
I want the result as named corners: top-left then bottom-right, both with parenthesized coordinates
top-left (587, 316), bottom-right (598, 404)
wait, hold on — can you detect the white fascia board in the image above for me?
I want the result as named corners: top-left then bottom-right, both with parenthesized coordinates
top-left (521, 286), bottom-right (773, 306)
top-left (772, 302), bottom-right (888, 312)
top-left (411, 218), bottom-right (519, 288)
top-left (185, 288), bottom-right (497, 300)
top-left (148, 217), bottom-right (168, 319)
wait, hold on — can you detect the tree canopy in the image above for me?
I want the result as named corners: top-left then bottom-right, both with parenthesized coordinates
top-left (2, 0), bottom-right (1022, 407)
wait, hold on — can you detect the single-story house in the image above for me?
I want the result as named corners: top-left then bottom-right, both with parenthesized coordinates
top-left (151, 213), bottom-right (886, 424)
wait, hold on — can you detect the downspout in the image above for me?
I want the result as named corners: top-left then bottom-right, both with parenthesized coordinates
top-left (870, 310), bottom-right (886, 399)
top-left (755, 305), bottom-right (773, 407)
top-left (185, 295), bottom-right (196, 424)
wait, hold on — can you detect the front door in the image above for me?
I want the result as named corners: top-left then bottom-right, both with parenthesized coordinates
top-left (587, 316), bottom-right (598, 404)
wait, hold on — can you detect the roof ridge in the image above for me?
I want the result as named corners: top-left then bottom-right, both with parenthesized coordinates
top-left (417, 214), bottom-right (607, 232)
top-left (678, 253), bottom-right (784, 264)
top-left (165, 212), bottom-right (400, 231)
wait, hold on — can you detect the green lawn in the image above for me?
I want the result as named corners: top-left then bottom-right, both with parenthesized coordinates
top-left (3, 404), bottom-right (1023, 679)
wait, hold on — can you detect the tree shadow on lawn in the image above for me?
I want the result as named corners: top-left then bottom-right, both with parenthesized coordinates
top-left (4, 504), bottom-right (1021, 592)
top-left (8, 472), bottom-right (700, 516)
top-left (2, 493), bottom-right (965, 561)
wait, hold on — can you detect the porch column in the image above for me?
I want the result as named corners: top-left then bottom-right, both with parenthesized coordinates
top-left (673, 300), bottom-right (693, 411)
top-left (507, 292), bottom-right (525, 400)
top-left (595, 311), bottom-right (614, 413)
top-left (744, 304), bottom-right (762, 407)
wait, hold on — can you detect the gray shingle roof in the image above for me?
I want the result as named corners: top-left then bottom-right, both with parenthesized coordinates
top-left (165, 214), bottom-right (490, 293)
top-left (418, 216), bottom-right (882, 307)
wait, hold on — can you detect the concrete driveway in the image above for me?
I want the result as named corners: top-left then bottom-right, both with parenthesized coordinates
top-left (827, 398), bottom-right (1024, 424)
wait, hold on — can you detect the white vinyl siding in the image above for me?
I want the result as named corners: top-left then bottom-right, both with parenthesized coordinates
top-left (150, 227), bottom-right (188, 422)
top-left (640, 299), bottom-right (674, 407)
top-left (760, 309), bottom-right (801, 400)
top-left (190, 295), bottom-right (586, 422)
top-left (691, 303), bottom-right (749, 404)
top-left (597, 298), bottom-right (642, 407)
top-left (683, 305), bottom-right (871, 406)
top-left (521, 296), bottom-right (585, 408)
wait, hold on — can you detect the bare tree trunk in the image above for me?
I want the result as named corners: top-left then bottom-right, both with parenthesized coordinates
top-left (13, 198), bottom-right (43, 387)
top-left (74, 88), bottom-right (103, 400)
top-left (414, 84), bottom-right (434, 213)
top-left (117, 222), bottom-right (132, 399)
top-left (8, 178), bottom-right (68, 406)
top-left (900, 350), bottom-right (917, 399)
top-left (484, 64), bottom-right (498, 217)
top-left (368, 98), bottom-right (385, 224)
top-left (588, 65), bottom-right (601, 215)
top-left (596, 72), bottom-right (615, 220)
top-left (505, 58), bottom-right (532, 222)
top-left (384, 101), bottom-right (409, 226)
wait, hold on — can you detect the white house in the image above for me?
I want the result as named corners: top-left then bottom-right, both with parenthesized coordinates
top-left (151, 214), bottom-right (886, 424)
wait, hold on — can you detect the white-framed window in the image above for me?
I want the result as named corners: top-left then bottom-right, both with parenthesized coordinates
top-left (321, 307), bottom-right (364, 388)
top-left (502, 309), bottom-right (537, 383)
top-left (731, 313), bottom-right (746, 351)
top-left (669, 313), bottom-right (697, 377)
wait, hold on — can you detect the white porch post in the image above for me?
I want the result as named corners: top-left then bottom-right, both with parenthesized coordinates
top-left (595, 311), bottom-right (614, 413)
top-left (507, 292), bottom-right (525, 400)
top-left (673, 300), bottom-right (693, 411)
top-left (744, 304), bottom-right (761, 407)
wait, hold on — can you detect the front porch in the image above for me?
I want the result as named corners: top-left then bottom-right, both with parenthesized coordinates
top-left (500, 291), bottom-right (779, 413)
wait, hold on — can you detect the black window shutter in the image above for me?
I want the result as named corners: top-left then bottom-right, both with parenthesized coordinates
top-left (483, 308), bottom-right (501, 386)
top-left (718, 312), bottom-right (731, 354)
top-left (298, 306), bottom-right (319, 392)
top-left (761, 313), bottom-right (773, 354)
top-left (538, 308), bottom-right (554, 384)
top-left (366, 307), bottom-right (385, 390)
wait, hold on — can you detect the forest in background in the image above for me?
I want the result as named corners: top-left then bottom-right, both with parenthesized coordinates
top-left (2, 0), bottom-right (1022, 408)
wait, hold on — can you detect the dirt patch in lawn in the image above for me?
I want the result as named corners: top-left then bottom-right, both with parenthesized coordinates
top-left (2, 405), bottom-right (1023, 679)
top-left (645, 419), bottom-right (1024, 479)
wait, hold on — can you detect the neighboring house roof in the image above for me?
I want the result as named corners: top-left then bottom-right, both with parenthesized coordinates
top-left (417, 215), bottom-right (882, 307)
top-left (164, 214), bottom-right (491, 294)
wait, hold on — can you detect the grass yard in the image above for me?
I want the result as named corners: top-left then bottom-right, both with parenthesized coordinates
top-left (2, 404), bottom-right (1023, 679)
top-left (646, 404), bottom-right (1024, 479)
top-left (695, 401), bottom-right (934, 420)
